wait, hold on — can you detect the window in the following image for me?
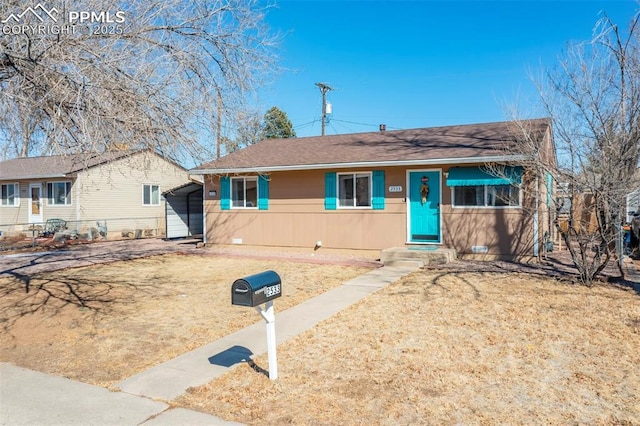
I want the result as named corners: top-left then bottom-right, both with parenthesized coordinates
top-left (338, 172), bottom-right (371, 208)
top-left (47, 181), bottom-right (72, 205)
top-left (1, 183), bottom-right (18, 206)
top-left (231, 177), bottom-right (258, 208)
top-left (143, 184), bottom-right (160, 206)
top-left (453, 184), bottom-right (520, 207)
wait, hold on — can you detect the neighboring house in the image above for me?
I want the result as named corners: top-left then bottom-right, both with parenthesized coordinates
top-left (0, 150), bottom-right (190, 238)
top-left (192, 119), bottom-right (556, 260)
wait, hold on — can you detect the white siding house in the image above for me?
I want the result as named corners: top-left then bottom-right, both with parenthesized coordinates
top-left (0, 151), bottom-right (189, 238)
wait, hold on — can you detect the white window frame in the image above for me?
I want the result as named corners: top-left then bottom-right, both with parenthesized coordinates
top-left (1, 183), bottom-right (19, 207)
top-left (451, 184), bottom-right (521, 209)
top-left (231, 176), bottom-right (258, 209)
top-left (337, 172), bottom-right (372, 209)
top-left (142, 184), bottom-right (161, 206)
top-left (47, 181), bottom-right (72, 206)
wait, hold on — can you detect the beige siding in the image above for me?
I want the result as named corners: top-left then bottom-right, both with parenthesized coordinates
top-left (77, 152), bottom-right (188, 235)
top-left (0, 181), bottom-right (28, 226)
top-left (1, 152), bottom-right (189, 237)
top-left (0, 179), bottom-right (76, 229)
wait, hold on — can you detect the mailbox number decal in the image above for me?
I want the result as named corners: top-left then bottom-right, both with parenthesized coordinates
top-left (255, 283), bottom-right (280, 298)
top-left (264, 284), bottom-right (281, 298)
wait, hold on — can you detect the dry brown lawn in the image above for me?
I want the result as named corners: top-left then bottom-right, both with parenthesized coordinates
top-left (177, 269), bottom-right (640, 425)
top-left (0, 253), bottom-right (372, 387)
top-left (2, 251), bottom-right (640, 425)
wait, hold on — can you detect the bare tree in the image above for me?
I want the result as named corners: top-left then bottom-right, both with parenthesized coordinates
top-left (510, 10), bottom-right (640, 285)
top-left (225, 109), bottom-right (264, 153)
top-left (0, 0), bottom-right (279, 165)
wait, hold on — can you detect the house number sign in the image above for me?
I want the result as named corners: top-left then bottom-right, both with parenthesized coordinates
top-left (388, 186), bottom-right (403, 193)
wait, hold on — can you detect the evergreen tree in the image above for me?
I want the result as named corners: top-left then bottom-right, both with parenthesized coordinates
top-left (263, 107), bottom-right (296, 139)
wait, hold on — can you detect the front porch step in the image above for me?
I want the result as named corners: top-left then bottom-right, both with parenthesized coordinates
top-left (380, 246), bottom-right (457, 267)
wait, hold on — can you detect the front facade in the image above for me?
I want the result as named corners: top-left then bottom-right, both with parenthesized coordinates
top-left (0, 151), bottom-right (189, 237)
top-left (193, 119), bottom-right (555, 260)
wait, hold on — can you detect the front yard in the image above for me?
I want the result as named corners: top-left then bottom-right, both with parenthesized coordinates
top-left (1, 251), bottom-right (639, 424)
top-left (0, 254), bottom-right (372, 387)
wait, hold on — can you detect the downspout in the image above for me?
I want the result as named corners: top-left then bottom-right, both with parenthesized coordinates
top-left (186, 190), bottom-right (191, 235)
top-left (202, 182), bottom-right (207, 244)
top-left (533, 175), bottom-right (539, 258)
top-left (75, 174), bottom-right (81, 228)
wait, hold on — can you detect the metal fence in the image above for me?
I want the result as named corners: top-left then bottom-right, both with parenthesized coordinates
top-left (0, 217), bottom-right (164, 251)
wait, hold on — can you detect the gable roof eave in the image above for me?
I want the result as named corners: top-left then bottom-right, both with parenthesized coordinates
top-left (190, 154), bottom-right (529, 175)
top-left (0, 149), bottom-right (186, 181)
top-left (0, 172), bottom-right (70, 181)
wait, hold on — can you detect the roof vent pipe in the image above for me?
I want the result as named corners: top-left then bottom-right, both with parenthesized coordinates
top-left (379, 124), bottom-right (386, 132)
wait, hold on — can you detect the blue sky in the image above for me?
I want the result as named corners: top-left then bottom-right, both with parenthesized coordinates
top-left (258, 0), bottom-right (639, 137)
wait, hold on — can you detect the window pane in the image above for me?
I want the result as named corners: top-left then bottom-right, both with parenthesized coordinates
top-left (232, 179), bottom-right (245, 207)
top-left (64, 182), bottom-right (71, 205)
top-left (49, 182), bottom-right (71, 205)
top-left (1, 184), bottom-right (14, 205)
top-left (489, 185), bottom-right (519, 206)
top-left (47, 183), bottom-right (53, 204)
top-left (355, 174), bottom-right (370, 206)
top-left (453, 186), bottom-right (484, 206)
top-left (151, 185), bottom-right (159, 205)
top-left (143, 185), bottom-right (151, 205)
top-left (338, 174), bottom-right (354, 207)
top-left (245, 179), bottom-right (257, 207)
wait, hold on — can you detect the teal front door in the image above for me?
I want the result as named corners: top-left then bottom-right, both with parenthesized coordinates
top-left (408, 171), bottom-right (441, 243)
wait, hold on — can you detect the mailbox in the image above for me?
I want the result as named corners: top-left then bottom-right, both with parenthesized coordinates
top-left (231, 270), bottom-right (282, 307)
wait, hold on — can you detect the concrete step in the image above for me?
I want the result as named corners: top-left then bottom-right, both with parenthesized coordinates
top-left (380, 246), bottom-right (456, 267)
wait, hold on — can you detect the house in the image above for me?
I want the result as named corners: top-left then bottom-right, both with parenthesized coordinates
top-left (191, 119), bottom-right (556, 260)
top-left (0, 150), bottom-right (191, 239)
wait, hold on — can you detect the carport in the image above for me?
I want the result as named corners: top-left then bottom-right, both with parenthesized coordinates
top-left (163, 182), bottom-right (203, 239)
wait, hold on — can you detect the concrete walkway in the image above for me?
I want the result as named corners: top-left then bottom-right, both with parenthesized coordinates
top-left (1, 262), bottom-right (421, 425)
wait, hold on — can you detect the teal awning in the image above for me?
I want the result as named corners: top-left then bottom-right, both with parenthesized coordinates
top-left (446, 166), bottom-right (522, 186)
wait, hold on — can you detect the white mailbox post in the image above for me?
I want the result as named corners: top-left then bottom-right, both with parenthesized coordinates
top-left (255, 300), bottom-right (277, 380)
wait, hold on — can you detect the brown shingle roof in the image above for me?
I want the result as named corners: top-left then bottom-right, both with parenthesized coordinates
top-left (192, 118), bottom-right (550, 173)
top-left (0, 150), bottom-right (183, 180)
top-left (0, 151), bottom-right (135, 180)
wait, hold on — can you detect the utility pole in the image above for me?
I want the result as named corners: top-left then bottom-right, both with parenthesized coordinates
top-left (315, 82), bottom-right (333, 136)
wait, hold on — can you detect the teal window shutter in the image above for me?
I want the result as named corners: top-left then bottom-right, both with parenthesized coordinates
top-left (258, 175), bottom-right (269, 210)
top-left (220, 176), bottom-right (230, 210)
top-left (372, 170), bottom-right (385, 210)
top-left (325, 172), bottom-right (337, 210)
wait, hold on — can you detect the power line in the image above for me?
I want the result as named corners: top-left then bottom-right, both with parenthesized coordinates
top-left (293, 119), bottom-right (320, 130)
top-left (331, 119), bottom-right (402, 131)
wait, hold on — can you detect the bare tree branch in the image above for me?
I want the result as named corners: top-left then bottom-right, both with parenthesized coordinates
top-left (508, 9), bottom-right (640, 285)
top-left (0, 0), bottom-right (280, 165)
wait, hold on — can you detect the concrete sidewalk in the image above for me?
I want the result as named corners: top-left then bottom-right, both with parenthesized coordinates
top-left (0, 363), bottom-right (240, 425)
top-left (1, 262), bottom-right (421, 425)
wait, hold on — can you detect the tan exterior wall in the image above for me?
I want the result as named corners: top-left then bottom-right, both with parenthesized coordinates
top-left (204, 168), bottom-right (406, 250)
top-left (204, 165), bottom-right (549, 258)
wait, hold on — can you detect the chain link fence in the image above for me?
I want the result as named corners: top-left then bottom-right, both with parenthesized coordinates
top-left (0, 217), bottom-right (164, 252)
